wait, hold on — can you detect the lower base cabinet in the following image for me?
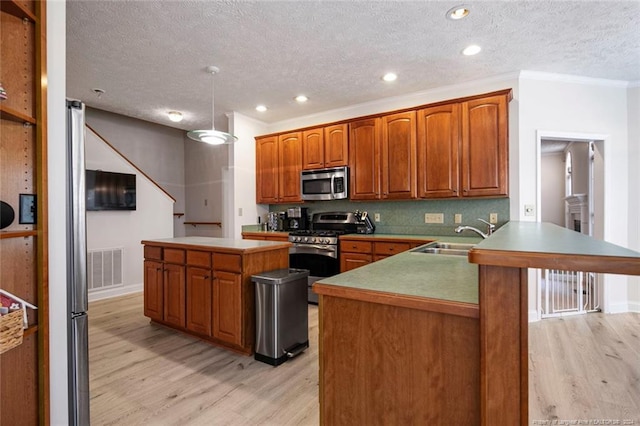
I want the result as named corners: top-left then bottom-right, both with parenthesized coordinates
top-left (142, 239), bottom-right (290, 354)
top-left (186, 266), bottom-right (212, 336)
top-left (213, 271), bottom-right (242, 346)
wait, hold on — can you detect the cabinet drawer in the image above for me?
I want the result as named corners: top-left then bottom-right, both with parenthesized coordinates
top-left (164, 248), bottom-right (185, 264)
top-left (340, 240), bottom-right (372, 253)
top-left (374, 242), bottom-right (411, 256)
top-left (213, 253), bottom-right (242, 273)
top-left (144, 245), bottom-right (162, 261)
top-left (187, 250), bottom-right (211, 268)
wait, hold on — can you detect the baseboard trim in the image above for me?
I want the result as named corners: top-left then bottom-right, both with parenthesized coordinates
top-left (88, 283), bottom-right (142, 302)
top-left (528, 309), bottom-right (540, 323)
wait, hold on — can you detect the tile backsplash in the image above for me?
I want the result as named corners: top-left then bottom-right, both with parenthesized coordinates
top-left (269, 198), bottom-right (509, 236)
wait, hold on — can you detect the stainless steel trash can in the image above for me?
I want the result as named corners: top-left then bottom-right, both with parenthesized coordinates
top-left (253, 268), bottom-right (309, 366)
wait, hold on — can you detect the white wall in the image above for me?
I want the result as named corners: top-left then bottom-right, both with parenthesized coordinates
top-left (183, 137), bottom-right (227, 237)
top-left (226, 112), bottom-right (269, 238)
top-left (85, 129), bottom-right (174, 301)
top-left (85, 108), bottom-right (187, 236)
top-left (540, 152), bottom-right (565, 226)
top-left (628, 85), bottom-right (640, 310)
top-left (519, 72), bottom-right (633, 314)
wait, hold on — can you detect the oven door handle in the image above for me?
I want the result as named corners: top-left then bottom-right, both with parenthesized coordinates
top-left (290, 245), bottom-right (337, 257)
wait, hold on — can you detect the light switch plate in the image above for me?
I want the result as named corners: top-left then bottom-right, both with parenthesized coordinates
top-left (454, 214), bottom-right (462, 224)
top-left (374, 213), bottom-right (381, 222)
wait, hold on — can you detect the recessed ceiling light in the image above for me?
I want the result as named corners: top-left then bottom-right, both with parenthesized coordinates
top-left (255, 105), bottom-right (267, 112)
top-left (462, 44), bottom-right (481, 56)
top-left (295, 95), bottom-right (308, 103)
top-left (446, 5), bottom-right (470, 20)
top-left (167, 111), bottom-right (183, 122)
top-left (382, 72), bottom-right (397, 82)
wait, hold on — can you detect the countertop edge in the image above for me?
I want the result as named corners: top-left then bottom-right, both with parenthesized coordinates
top-left (313, 282), bottom-right (479, 318)
top-left (141, 239), bottom-right (292, 254)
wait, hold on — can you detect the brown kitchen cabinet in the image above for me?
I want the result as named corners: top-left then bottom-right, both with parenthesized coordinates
top-left (340, 236), bottom-right (434, 271)
top-left (213, 270), bottom-right (242, 346)
top-left (302, 124), bottom-right (348, 170)
top-left (417, 103), bottom-right (461, 198)
top-left (143, 260), bottom-right (164, 322)
top-left (348, 118), bottom-right (381, 200)
top-left (142, 238), bottom-right (290, 354)
top-left (1, 1), bottom-right (49, 423)
top-left (461, 94), bottom-right (509, 197)
top-left (255, 132), bottom-right (303, 204)
top-left (417, 92), bottom-right (509, 199)
top-left (349, 112), bottom-right (417, 201)
top-left (380, 111), bottom-right (417, 199)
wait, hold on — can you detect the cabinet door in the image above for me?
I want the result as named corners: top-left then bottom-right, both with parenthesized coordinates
top-left (340, 253), bottom-right (373, 272)
top-left (381, 111), bottom-right (417, 199)
top-left (256, 136), bottom-right (279, 203)
top-left (461, 95), bottom-right (508, 197)
top-left (278, 132), bottom-right (303, 203)
top-left (324, 124), bottom-right (349, 168)
top-left (302, 127), bottom-right (325, 170)
top-left (417, 104), bottom-right (460, 198)
top-left (163, 263), bottom-right (185, 327)
top-left (143, 260), bottom-right (164, 321)
top-left (213, 270), bottom-right (242, 346)
top-left (186, 267), bottom-right (212, 336)
top-left (349, 118), bottom-right (381, 200)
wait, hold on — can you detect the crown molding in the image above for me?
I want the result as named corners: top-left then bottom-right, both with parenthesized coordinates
top-left (519, 70), bottom-right (630, 88)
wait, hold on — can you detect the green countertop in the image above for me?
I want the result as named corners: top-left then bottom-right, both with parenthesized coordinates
top-left (316, 236), bottom-right (482, 305)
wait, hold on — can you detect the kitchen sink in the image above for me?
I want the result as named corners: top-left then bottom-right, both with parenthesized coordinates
top-left (411, 241), bottom-right (475, 256)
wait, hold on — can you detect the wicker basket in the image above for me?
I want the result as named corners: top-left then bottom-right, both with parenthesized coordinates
top-left (0, 309), bottom-right (24, 355)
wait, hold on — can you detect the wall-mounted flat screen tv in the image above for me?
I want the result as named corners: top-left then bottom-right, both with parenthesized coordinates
top-left (86, 169), bottom-right (136, 211)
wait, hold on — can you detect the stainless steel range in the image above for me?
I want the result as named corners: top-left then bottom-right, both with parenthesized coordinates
top-left (289, 212), bottom-right (363, 304)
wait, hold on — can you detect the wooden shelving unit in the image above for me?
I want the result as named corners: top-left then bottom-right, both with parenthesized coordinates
top-left (184, 221), bottom-right (222, 227)
top-left (0, 1), bottom-right (49, 424)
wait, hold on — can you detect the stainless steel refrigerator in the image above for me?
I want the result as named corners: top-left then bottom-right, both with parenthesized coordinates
top-left (66, 99), bottom-right (90, 425)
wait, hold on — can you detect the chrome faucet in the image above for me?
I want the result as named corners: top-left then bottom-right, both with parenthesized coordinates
top-left (455, 218), bottom-right (496, 239)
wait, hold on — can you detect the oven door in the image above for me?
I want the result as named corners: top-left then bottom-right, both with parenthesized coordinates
top-left (289, 244), bottom-right (339, 304)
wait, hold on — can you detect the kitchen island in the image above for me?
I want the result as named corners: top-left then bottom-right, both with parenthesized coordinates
top-left (314, 222), bottom-right (640, 426)
top-left (141, 237), bottom-right (291, 355)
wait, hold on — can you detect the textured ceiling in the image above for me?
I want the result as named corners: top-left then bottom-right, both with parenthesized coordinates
top-left (66, 1), bottom-right (640, 133)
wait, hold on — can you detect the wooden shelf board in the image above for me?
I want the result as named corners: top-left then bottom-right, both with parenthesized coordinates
top-left (0, 0), bottom-right (37, 22)
top-left (173, 213), bottom-right (185, 218)
top-left (23, 325), bottom-right (38, 338)
top-left (184, 221), bottom-right (222, 227)
top-left (0, 104), bottom-right (37, 124)
top-left (0, 230), bottom-right (38, 239)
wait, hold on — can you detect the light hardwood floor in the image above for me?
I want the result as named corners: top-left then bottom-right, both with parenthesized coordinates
top-left (89, 293), bottom-right (639, 425)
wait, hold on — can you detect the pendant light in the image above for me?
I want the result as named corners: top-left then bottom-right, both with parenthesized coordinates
top-left (187, 66), bottom-right (238, 145)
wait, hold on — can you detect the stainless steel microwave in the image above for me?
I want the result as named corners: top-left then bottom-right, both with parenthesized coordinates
top-left (300, 166), bottom-right (348, 201)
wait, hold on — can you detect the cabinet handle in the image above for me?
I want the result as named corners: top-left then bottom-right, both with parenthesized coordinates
top-left (453, 190), bottom-right (457, 193)
top-left (156, 267), bottom-right (162, 271)
top-left (204, 275), bottom-right (210, 279)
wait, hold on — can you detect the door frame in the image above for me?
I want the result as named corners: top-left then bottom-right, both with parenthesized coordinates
top-left (534, 130), bottom-right (609, 321)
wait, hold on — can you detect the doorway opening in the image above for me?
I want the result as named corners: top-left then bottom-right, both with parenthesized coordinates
top-left (538, 134), bottom-right (605, 318)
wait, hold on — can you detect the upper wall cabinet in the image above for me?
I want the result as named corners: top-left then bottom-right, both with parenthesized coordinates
top-left (255, 89), bottom-right (511, 203)
top-left (417, 93), bottom-right (509, 199)
top-left (417, 103), bottom-right (461, 198)
top-left (460, 94), bottom-right (509, 197)
top-left (302, 124), bottom-right (348, 170)
top-left (255, 132), bottom-right (303, 204)
top-left (349, 111), bottom-right (417, 201)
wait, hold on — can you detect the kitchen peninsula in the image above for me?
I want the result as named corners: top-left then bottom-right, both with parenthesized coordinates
top-left (141, 237), bottom-right (291, 355)
top-left (314, 222), bottom-right (640, 426)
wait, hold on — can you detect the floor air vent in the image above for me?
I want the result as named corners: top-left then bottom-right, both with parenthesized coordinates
top-left (88, 248), bottom-right (124, 291)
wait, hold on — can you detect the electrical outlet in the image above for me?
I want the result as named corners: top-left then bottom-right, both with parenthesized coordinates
top-left (374, 213), bottom-right (381, 222)
top-left (454, 214), bottom-right (462, 224)
top-left (524, 204), bottom-right (535, 217)
top-left (489, 213), bottom-right (498, 224)
top-left (425, 213), bottom-right (444, 224)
